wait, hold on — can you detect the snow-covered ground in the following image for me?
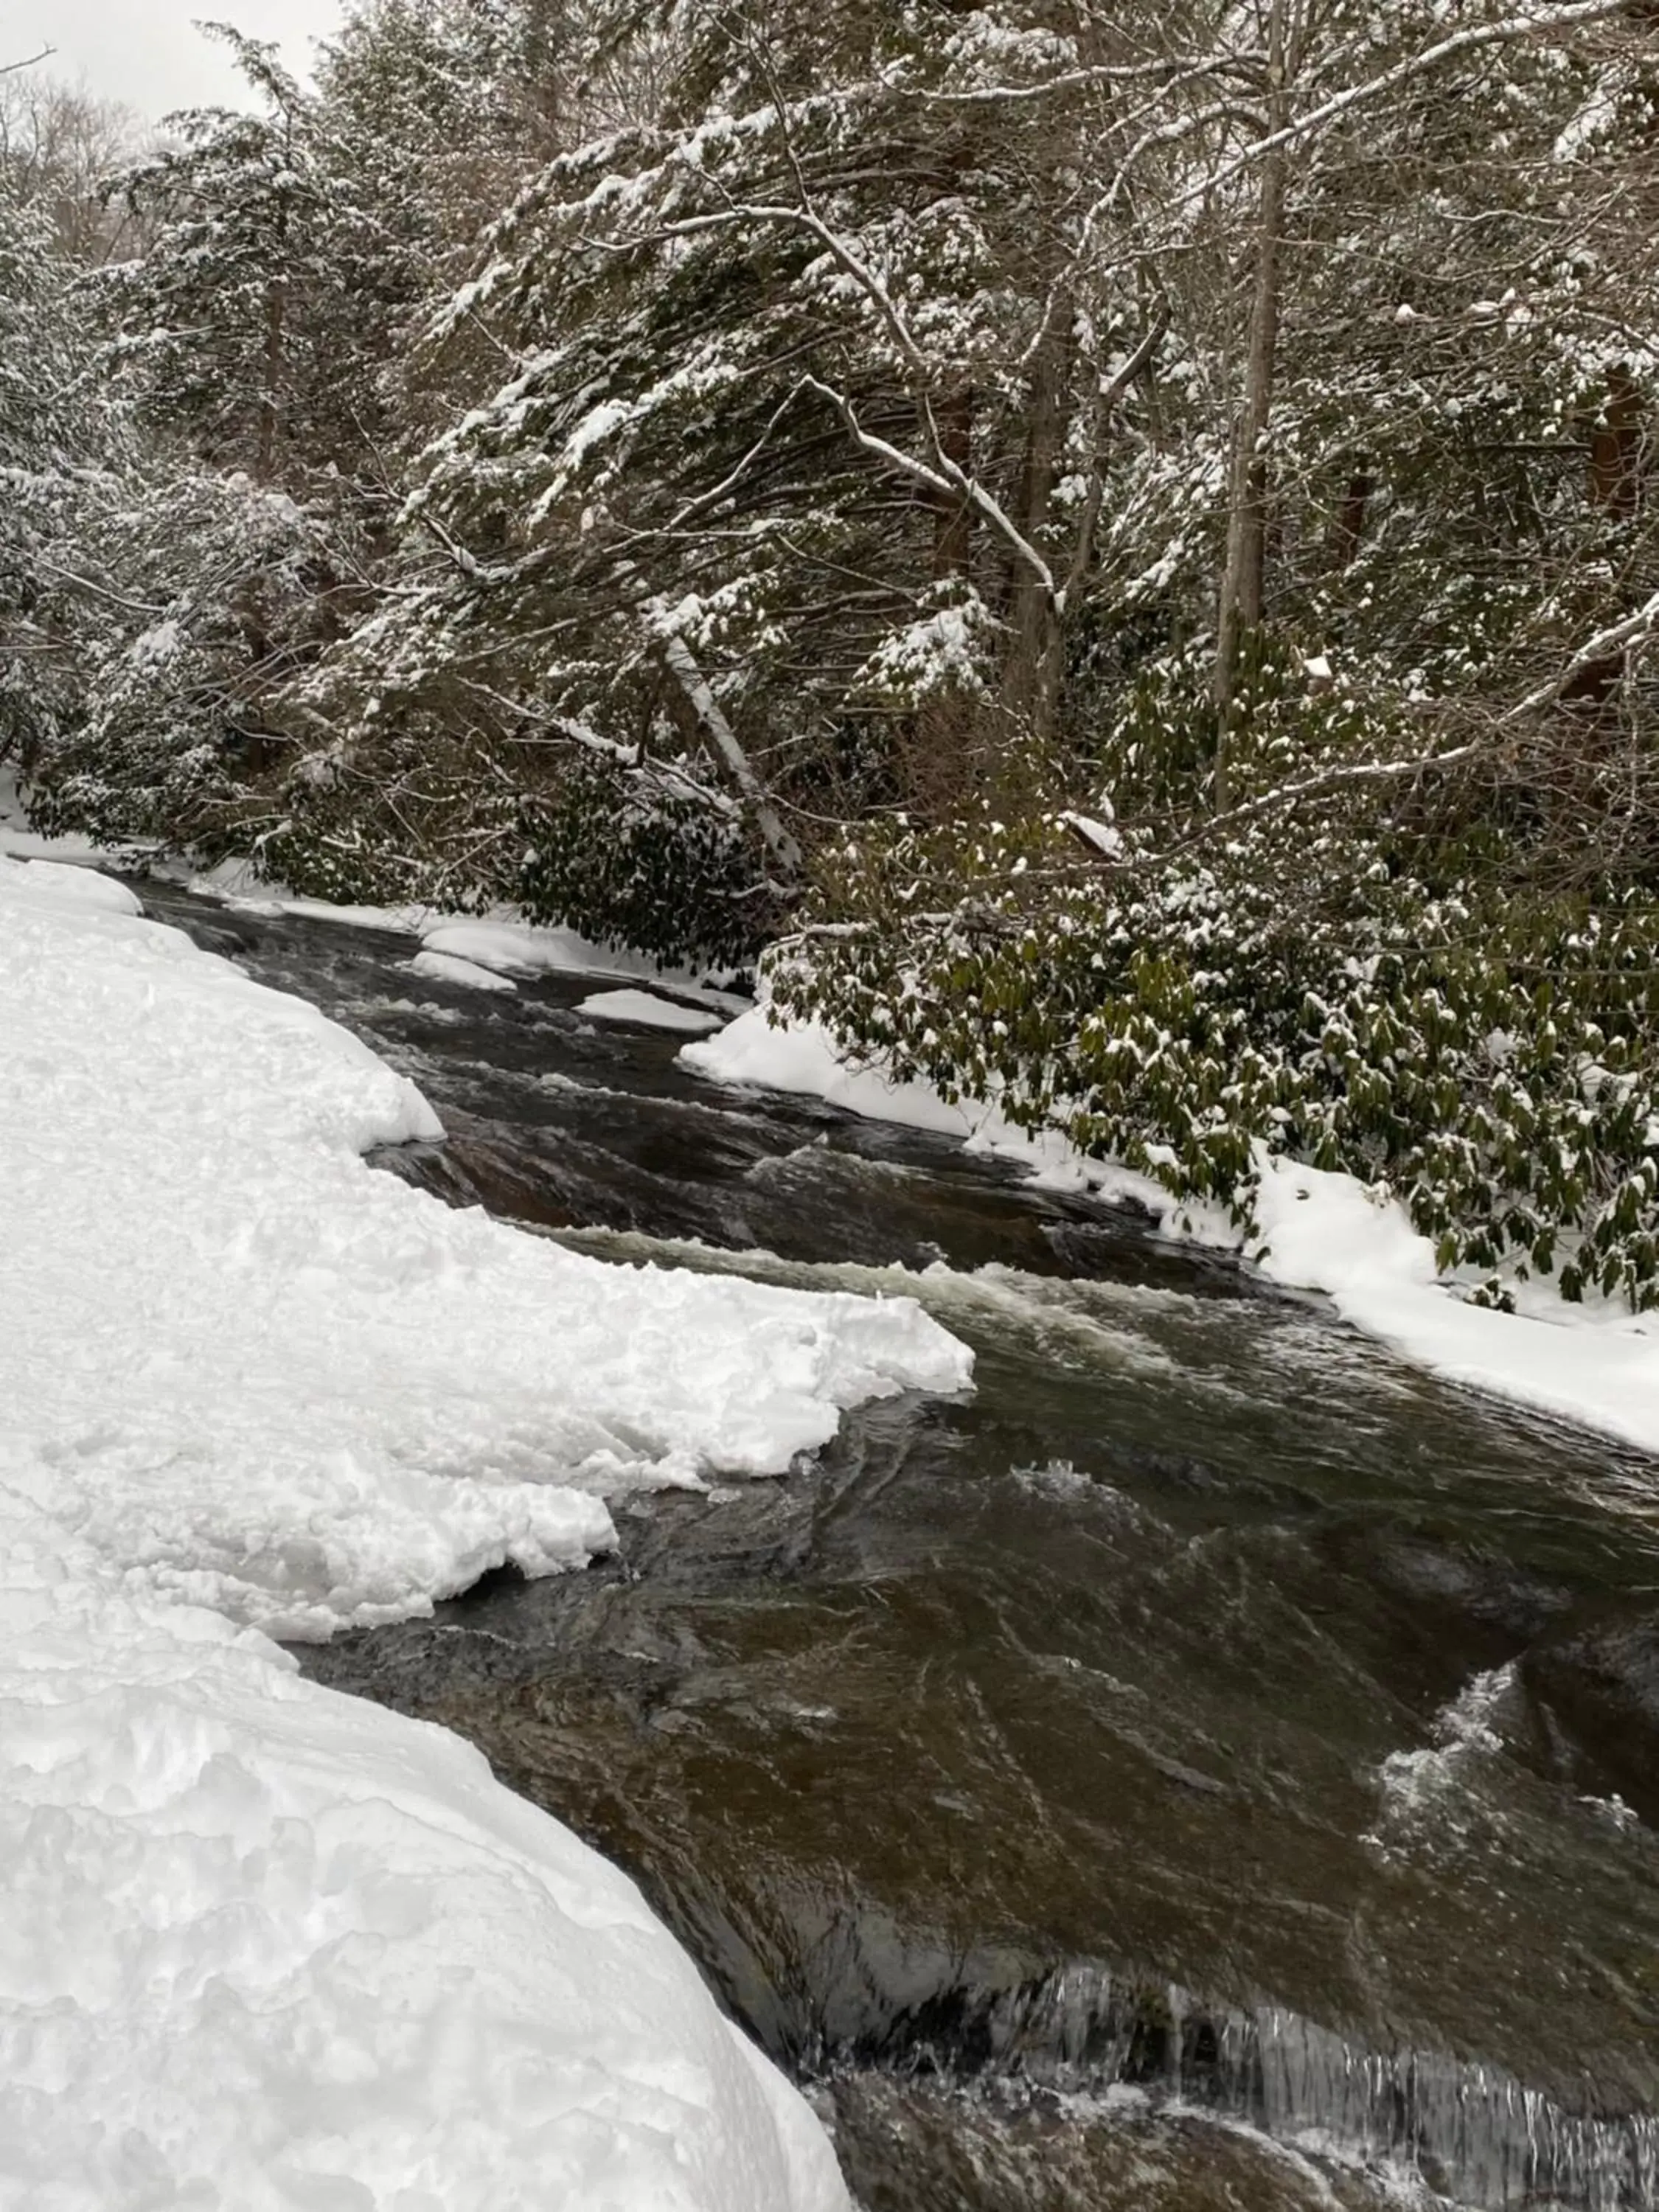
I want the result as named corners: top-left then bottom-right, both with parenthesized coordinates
top-left (1, 1547), bottom-right (850, 2212)
top-left (0, 849), bottom-right (973, 2210)
top-left (684, 1008), bottom-right (1659, 1459)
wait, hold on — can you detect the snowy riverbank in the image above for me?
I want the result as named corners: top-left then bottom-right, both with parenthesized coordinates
top-left (684, 1006), bottom-right (1659, 1461)
top-left (0, 852), bottom-right (971, 2209)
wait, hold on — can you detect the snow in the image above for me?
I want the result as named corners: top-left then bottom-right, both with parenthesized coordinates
top-left (1248, 1153), bottom-right (1659, 1456)
top-left (0, 1549), bottom-right (849, 2212)
top-left (0, 766), bottom-right (132, 867)
top-left (0, 855), bottom-right (145, 916)
top-left (183, 854), bottom-right (431, 933)
top-left (0, 857), bottom-right (978, 2209)
top-left (1, 860), bottom-right (968, 1639)
top-left (420, 915), bottom-right (703, 989)
top-left (578, 987), bottom-right (725, 1034)
top-left (0, 774), bottom-right (747, 1005)
top-left (684, 1006), bottom-right (1659, 1458)
top-left (681, 1006), bottom-right (1169, 1211)
top-left (1058, 809), bottom-right (1124, 859)
top-left (414, 919), bottom-right (745, 1006)
top-left (408, 947), bottom-right (520, 994)
top-left (185, 853), bottom-right (748, 1005)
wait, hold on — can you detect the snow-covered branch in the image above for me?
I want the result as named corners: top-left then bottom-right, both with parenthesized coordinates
top-left (1186, 0), bottom-right (1631, 204)
top-left (647, 202), bottom-right (932, 383)
top-left (919, 49), bottom-right (1262, 105)
top-left (1202, 743), bottom-right (1481, 835)
top-left (614, 559), bottom-right (802, 875)
top-left (802, 375), bottom-right (1057, 605)
top-left (1506, 586), bottom-right (1659, 719)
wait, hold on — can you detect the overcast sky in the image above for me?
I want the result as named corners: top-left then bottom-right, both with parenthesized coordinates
top-left (11, 1), bottom-right (344, 122)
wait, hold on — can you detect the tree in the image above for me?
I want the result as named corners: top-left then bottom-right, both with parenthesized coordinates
top-left (0, 158), bottom-right (116, 768)
top-left (277, 0), bottom-right (1200, 945)
top-left (99, 28), bottom-right (347, 488)
top-left (0, 72), bottom-right (137, 260)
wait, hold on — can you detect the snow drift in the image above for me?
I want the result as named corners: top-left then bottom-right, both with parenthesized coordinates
top-left (0, 855), bottom-right (969, 1639)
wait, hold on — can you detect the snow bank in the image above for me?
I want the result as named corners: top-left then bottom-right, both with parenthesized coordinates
top-left (2, 855), bottom-right (145, 916)
top-left (0, 773), bottom-right (747, 1007)
top-left (0, 856), bottom-right (984, 2209)
top-left (0, 1534), bottom-right (849, 2212)
top-left (1, 858), bottom-right (967, 1639)
top-left (408, 945), bottom-right (520, 993)
top-left (181, 847), bottom-right (750, 1004)
top-left (1249, 1155), bottom-right (1659, 1454)
top-left (0, 765), bottom-right (122, 866)
top-left (417, 917), bottom-right (745, 1008)
top-left (681, 1006), bottom-right (1170, 1208)
top-left (684, 1006), bottom-right (1659, 1456)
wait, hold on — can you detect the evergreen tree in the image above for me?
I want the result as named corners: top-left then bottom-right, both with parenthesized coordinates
top-left (0, 164), bottom-right (120, 767)
top-left (100, 29), bottom-right (347, 489)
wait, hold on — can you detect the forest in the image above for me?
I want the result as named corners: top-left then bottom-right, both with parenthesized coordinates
top-left (5, 0), bottom-right (1659, 1310)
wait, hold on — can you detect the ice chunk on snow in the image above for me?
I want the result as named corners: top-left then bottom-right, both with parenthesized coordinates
top-left (0, 872), bottom-right (971, 1638)
top-left (578, 986), bottom-right (724, 1032)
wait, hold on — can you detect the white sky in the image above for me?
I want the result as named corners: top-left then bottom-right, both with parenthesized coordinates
top-left (10, 1), bottom-right (344, 122)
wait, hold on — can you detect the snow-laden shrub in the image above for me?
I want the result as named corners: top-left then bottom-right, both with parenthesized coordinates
top-left (777, 790), bottom-right (1659, 1312)
top-left (518, 762), bottom-right (774, 970)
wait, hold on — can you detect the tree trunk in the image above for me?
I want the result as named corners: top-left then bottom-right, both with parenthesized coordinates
top-left (616, 560), bottom-right (802, 877)
top-left (1000, 302), bottom-right (1071, 749)
top-left (1329, 467), bottom-right (1374, 569)
top-left (1214, 0), bottom-right (1290, 811)
top-left (931, 386), bottom-right (975, 580)
top-left (255, 272), bottom-right (287, 486)
top-left (1590, 364), bottom-right (1644, 518)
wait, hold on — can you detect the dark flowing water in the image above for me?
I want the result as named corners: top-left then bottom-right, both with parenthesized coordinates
top-left (142, 881), bottom-right (1659, 2211)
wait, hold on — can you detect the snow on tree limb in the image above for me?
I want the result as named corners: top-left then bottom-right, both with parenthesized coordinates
top-left (615, 560), bottom-right (802, 877)
top-left (1187, 0), bottom-right (1632, 205)
top-left (801, 376), bottom-right (1058, 606)
top-left (1506, 586), bottom-right (1659, 719)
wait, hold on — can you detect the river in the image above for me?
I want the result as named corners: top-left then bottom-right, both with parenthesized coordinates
top-left (139, 880), bottom-right (1659, 2211)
